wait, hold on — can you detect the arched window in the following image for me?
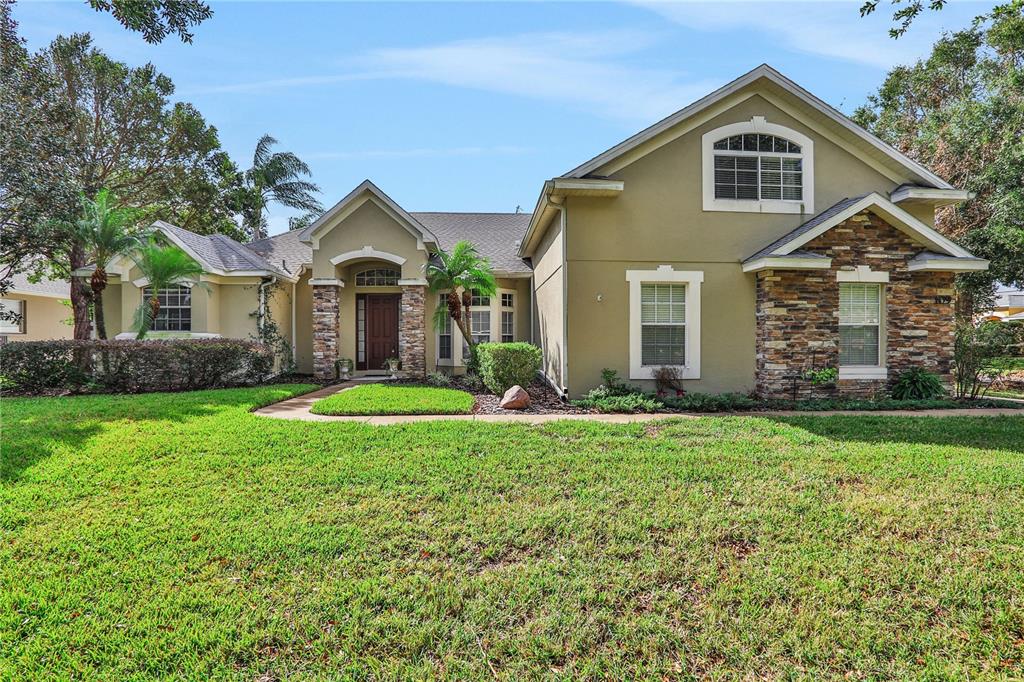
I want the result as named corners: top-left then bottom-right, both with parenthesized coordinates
top-left (355, 267), bottom-right (400, 286)
top-left (702, 117), bottom-right (813, 214)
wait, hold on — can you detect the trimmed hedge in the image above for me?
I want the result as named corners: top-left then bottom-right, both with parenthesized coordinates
top-left (476, 342), bottom-right (542, 396)
top-left (0, 339), bottom-right (274, 394)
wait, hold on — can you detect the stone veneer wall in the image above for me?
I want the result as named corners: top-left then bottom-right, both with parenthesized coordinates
top-left (312, 284), bottom-right (340, 381)
top-left (755, 210), bottom-right (955, 399)
top-left (399, 285), bottom-right (426, 378)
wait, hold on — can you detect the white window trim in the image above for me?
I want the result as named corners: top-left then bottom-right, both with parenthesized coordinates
top-left (0, 299), bottom-right (26, 334)
top-left (702, 116), bottom-right (814, 214)
top-left (626, 266), bottom-right (702, 380)
top-left (838, 282), bottom-right (886, 380)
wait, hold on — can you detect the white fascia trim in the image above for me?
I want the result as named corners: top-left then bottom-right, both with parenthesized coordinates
top-left (890, 186), bottom-right (973, 206)
top-left (839, 366), bottom-right (888, 380)
top-left (329, 246), bottom-right (407, 267)
top-left (492, 270), bottom-right (533, 279)
top-left (625, 266), bottom-right (703, 381)
top-left (550, 178), bottom-right (625, 194)
top-left (907, 258), bottom-right (990, 272)
top-left (308, 278), bottom-right (345, 287)
top-left (774, 193), bottom-right (975, 259)
top-left (702, 116), bottom-right (814, 214)
top-left (398, 278), bottom-right (428, 286)
top-left (566, 64), bottom-right (953, 189)
top-left (742, 256), bottom-right (831, 273)
top-left (132, 277), bottom-right (197, 289)
top-left (836, 266), bottom-right (890, 283)
top-left (5, 288), bottom-right (69, 300)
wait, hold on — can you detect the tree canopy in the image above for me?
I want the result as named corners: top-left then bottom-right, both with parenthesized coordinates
top-left (853, 1), bottom-right (1024, 312)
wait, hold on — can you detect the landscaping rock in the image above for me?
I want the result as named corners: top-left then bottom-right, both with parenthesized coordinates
top-left (499, 385), bottom-right (531, 410)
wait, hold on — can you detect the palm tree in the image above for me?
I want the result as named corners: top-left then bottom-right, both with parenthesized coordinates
top-left (131, 241), bottom-right (207, 339)
top-left (425, 241), bottom-right (497, 362)
top-left (236, 134), bottom-right (323, 240)
top-left (74, 190), bottom-right (145, 339)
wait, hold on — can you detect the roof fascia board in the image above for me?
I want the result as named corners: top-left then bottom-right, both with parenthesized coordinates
top-left (774, 193), bottom-right (974, 258)
top-left (518, 178), bottom-right (624, 257)
top-left (5, 288), bottom-right (69, 299)
top-left (907, 257), bottom-right (989, 272)
top-left (742, 256), bottom-right (833, 273)
top-left (890, 186), bottom-right (973, 206)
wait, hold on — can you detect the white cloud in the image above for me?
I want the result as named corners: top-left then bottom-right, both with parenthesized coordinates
top-left (632, 1), bottom-right (939, 69)
top-left (353, 30), bottom-right (723, 121)
top-left (303, 145), bottom-right (533, 161)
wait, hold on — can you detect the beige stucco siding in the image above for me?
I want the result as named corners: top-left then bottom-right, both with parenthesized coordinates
top-left (561, 94), bottom-right (917, 397)
top-left (0, 295), bottom-right (71, 340)
top-left (311, 199), bottom-right (428, 281)
top-left (531, 216), bottom-right (565, 390)
top-left (218, 282), bottom-right (260, 338)
top-left (101, 283), bottom-right (123, 337)
top-left (294, 272), bottom-right (314, 374)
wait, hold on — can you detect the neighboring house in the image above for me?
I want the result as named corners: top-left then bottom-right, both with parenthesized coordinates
top-left (981, 284), bottom-right (1024, 323)
top-left (0, 272), bottom-right (71, 342)
top-left (12, 65), bottom-right (988, 398)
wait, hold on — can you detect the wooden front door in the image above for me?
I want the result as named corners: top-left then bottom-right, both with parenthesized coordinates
top-left (362, 294), bottom-right (399, 371)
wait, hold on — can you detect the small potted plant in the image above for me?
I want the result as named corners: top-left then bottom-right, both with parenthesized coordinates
top-left (384, 357), bottom-right (401, 376)
top-left (335, 358), bottom-right (353, 381)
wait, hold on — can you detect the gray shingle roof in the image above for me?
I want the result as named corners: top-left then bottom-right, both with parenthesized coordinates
top-left (154, 221), bottom-right (289, 277)
top-left (247, 230), bottom-right (312, 276)
top-left (744, 196), bottom-right (866, 262)
top-left (246, 212), bottom-right (534, 276)
top-left (7, 271), bottom-right (70, 298)
top-left (412, 212), bottom-right (532, 274)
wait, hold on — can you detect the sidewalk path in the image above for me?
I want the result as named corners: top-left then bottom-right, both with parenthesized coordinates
top-left (254, 384), bottom-right (1024, 425)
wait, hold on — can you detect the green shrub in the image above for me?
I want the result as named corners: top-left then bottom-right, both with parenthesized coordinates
top-left (426, 371), bottom-right (453, 387)
top-left (573, 392), bottom-right (662, 413)
top-left (662, 392), bottom-right (758, 412)
top-left (476, 342), bottom-right (542, 396)
top-left (891, 367), bottom-right (945, 400)
top-left (0, 339), bottom-right (273, 394)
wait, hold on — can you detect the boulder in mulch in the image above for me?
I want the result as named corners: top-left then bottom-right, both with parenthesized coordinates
top-left (499, 385), bottom-right (531, 410)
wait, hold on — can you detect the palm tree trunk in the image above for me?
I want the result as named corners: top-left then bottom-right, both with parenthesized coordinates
top-left (91, 268), bottom-right (108, 340)
top-left (70, 244), bottom-right (92, 340)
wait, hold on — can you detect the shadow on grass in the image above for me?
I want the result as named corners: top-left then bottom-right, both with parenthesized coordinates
top-left (1, 385), bottom-right (311, 482)
top-left (764, 414), bottom-right (1024, 454)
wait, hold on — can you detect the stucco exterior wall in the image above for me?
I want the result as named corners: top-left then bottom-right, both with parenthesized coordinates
top-left (311, 199), bottom-right (428, 281)
top-left (531, 216), bottom-right (565, 390)
top-left (559, 94), bottom-right (920, 397)
top-left (0, 294), bottom-right (71, 340)
top-left (294, 272), bottom-right (314, 374)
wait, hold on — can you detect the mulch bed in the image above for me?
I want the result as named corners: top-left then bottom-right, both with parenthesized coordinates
top-left (469, 379), bottom-right (593, 415)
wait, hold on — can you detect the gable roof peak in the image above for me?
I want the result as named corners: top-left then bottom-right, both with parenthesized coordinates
top-left (298, 178), bottom-right (437, 246)
top-left (563, 64), bottom-right (953, 190)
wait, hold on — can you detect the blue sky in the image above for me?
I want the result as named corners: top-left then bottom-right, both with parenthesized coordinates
top-left (17, 1), bottom-right (984, 236)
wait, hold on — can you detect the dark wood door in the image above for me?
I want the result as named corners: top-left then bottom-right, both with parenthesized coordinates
top-left (365, 294), bottom-right (399, 371)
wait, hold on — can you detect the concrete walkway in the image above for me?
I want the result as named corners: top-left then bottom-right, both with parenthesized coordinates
top-left (253, 383), bottom-right (1024, 425)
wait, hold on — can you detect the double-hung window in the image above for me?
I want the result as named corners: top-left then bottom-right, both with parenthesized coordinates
top-left (0, 299), bottom-right (25, 334)
top-left (143, 285), bottom-right (191, 331)
top-left (839, 284), bottom-right (882, 367)
top-left (640, 284), bottom-right (686, 366)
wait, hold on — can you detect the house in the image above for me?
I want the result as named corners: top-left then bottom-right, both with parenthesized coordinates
top-left (2, 65), bottom-right (989, 399)
top-left (0, 272), bottom-right (72, 342)
top-left (980, 284), bottom-right (1024, 323)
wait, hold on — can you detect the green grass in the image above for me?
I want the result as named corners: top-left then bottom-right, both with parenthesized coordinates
top-left (3, 386), bottom-right (1024, 679)
top-left (310, 383), bottom-right (476, 415)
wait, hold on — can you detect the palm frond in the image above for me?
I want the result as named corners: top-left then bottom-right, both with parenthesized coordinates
top-left (253, 134), bottom-right (278, 169)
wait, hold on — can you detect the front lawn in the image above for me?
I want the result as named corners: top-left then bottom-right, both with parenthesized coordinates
top-left (3, 386), bottom-right (1024, 679)
top-left (310, 383), bottom-right (475, 415)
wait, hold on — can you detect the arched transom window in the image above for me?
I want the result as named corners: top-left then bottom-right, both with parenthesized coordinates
top-left (702, 117), bottom-right (814, 214)
top-left (355, 267), bottom-right (400, 286)
top-left (712, 133), bottom-right (803, 201)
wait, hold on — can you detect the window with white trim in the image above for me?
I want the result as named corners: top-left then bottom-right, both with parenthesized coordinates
top-left (355, 268), bottom-right (399, 286)
top-left (702, 117), bottom-right (813, 214)
top-left (437, 295), bottom-right (452, 360)
top-left (501, 293), bottom-right (513, 308)
top-left (640, 284), bottom-right (686, 366)
top-left (626, 267), bottom-right (703, 381)
top-left (500, 292), bottom-right (514, 343)
top-left (357, 297), bottom-right (366, 364)
top-left (839, 284), bottom-right (882, 366)
top-left (0, 299), bottom-right (25, 334)
top-left (143, 286), bottom-right (191, 331)
top-left (470, 310), bottom-right (490, 344)
top-left (470, 290), bottom-right (490, 307)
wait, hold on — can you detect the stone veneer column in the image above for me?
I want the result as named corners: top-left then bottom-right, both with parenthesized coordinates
top-left (399, 284), bottom-right (426, 378)
top-left (312, 284), bottom-right (340, 382)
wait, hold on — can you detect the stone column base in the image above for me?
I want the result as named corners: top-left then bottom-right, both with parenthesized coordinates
top-left (312, 284), bottom-right (340, 382)
top-left (399, 285), bottom-right (426, 378)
